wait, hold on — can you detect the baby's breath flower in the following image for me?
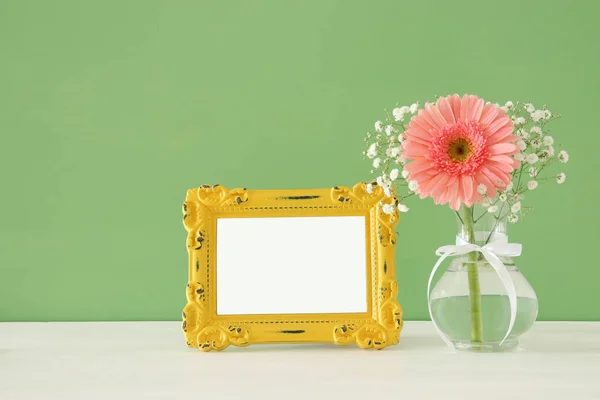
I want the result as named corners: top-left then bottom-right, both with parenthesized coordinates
top-left (529, 167), bottom-right (537, 177)
top-left (408, 180), bottom-right (419, 192)
top-left (383, 185), bottom-right (392, 197)
top-left (389, 168), bottom-right (399, 181)
top-left (518, 129), bottom-right (530, 140)
top-left (401, 170), bottom-right (409, 179)
top-left (530, 139), bottom-right (542, 149)
top-left (373, 158), bottom-right (381, 169)
top-left (511, 202), bottom-right (522, 213)
top-left (524, 103), bottom-right (535, 113)
top-left (526, 153), bottom-right (539, 164)
top-left (531, 110), bottom-right (545, 122)
top-left (514, 153), bottom-right (525, 162)
top-left (556, 173), bottom-right (566, 184)
top-left (477, 184), bottom-right (487, 195)
top-left (398, 203), bottom-right (409, 213)
top-left (517, 140), bottom-right (527, 151)
top-left (505, 101), bottom-right (514, 109)
top-left (488, 205), bottom-right (498, 213)
top-left (514, 117), bottom-right (527, 125)
top-left (543, 136), bottom-right (554, 146)
top-left (545, 146), bottom-right (555, 157)
top-left (385, 125), bottom-right (396, 136)
top-left (558, 150), bottom-right (569, 163)
top-left (366, 143), bottom-right (377, 159)
top-left (375, 121), bottom-right (383, 132)
top-left (528, 180), bottom-right (539, 190)
top-left (530, 126), bottom-right (542, 135)
top-left (499, 193), bottom-right (508, 202)
top-left (366, 183), bottom-right (374, 194)
top-left (544, 110), bottom-right (552, 119)
top-left (376, 176), bottom-right (384, 186)
top-left (409, 103), bottom-right (419, 114)
top-left (508, 214), bottom-right (519, 224)
top-left (392, 108), bottom-right (404, 121)
top-left (382, 203), bottom-right (395, 214)
top-left (397, 133), bottom-right (404, 142)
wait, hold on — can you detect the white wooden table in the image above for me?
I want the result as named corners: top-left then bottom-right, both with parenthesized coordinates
top-left (0, 321), bottom-right (598, 399)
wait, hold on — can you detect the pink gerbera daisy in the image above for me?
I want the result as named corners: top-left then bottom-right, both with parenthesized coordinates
top-left (402, 94), bottom-right (520, 210)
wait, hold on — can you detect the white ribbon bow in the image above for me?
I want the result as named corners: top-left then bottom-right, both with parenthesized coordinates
top-left (427, 234), bottom-right (522, 347)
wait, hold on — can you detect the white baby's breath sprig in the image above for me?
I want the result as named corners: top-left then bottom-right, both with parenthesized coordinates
top-left (527, 180), bottom-right (539, 190)
top-left (558, 150), bottom-right (569, 163)
top-left (498, 100), bottom-right (569, 223)
top-left (382, 203), bottom-right (395, 215)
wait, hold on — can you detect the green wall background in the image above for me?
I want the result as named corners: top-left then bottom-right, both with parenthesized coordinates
top-left (1, 0), bottom-right (598, 321)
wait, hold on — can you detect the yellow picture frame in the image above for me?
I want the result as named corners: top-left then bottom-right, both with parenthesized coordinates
top-left (182, 183), bottom-right (402, 351)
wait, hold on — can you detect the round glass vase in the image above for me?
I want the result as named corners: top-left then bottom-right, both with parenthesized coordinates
top-left (429, 205), bottom-right (538, 352)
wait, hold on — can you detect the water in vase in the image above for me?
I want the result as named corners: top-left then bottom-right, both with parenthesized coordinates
top-left (430, 295), bottom-right (538, 343)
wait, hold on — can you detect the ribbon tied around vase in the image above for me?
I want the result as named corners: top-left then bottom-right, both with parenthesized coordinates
top-left (427, 233), bottom-right (522, 347)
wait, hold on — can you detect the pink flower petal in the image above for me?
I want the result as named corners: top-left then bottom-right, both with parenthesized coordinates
top-left (486, 123), bottom-right (515, 144)
top-left (486, 117), bottom-right (511, 137)
top-left (460, 175), bottom-right (475, 205)
top-left (488, 155), bottom-right (515, 166)
top-left (437, 97), bottom-right (456, 125)
top-left (403, 141), bottom-right (430, 158)
top-left (485, 164), bottom-right (510, 185)
top-left (404, 159), bottom-right (434, 176)
top-left (431, 178), bottom-right (451, 203)
top-left (480, 166), bottom-right (504, 187)
top-left (460, 95), bottom-right (472, 121)
top-left (488, 159), bottom-right (515, 173)
top-left (420, 173), bottom-right (448, 196)
top-left (413, 111), bottom-right (437, 135)
top-left (450, 196), bottom-right (461, 211)
top-left (424, 103), bottom-right (447, 130)
top-left (468, 97), bottom-right (484, 121)
top-left (405, 126), bottom-right (432, 141)
top-left (488, 143), bottom-right (518, 155)
top-left (479, 104), bottom-right (500, 128)
top-left (450, 95), bottom-right (462, 120)
top-left (475, 172), bottom-right (497, 199)
top-left (447, 178), bottom-right (459, 202)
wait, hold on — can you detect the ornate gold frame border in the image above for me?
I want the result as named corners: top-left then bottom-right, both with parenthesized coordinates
top-left (182, 183), bottom-right (402, 351)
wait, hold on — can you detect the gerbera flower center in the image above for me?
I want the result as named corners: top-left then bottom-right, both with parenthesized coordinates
top-left (430, 121), bottom-right (489, 176)
top-left (448, 138), bottom-right (472, 161)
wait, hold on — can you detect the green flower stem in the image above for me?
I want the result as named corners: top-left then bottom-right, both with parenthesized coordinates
top-left (461, 204), bottom-right (483, 344)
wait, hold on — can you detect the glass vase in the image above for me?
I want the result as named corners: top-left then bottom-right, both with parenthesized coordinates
top-left (429, 204), bottom-right (538, 352)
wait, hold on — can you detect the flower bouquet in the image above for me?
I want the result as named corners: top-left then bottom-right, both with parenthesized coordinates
top-left (364, 94), bottom-right (569, 351)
